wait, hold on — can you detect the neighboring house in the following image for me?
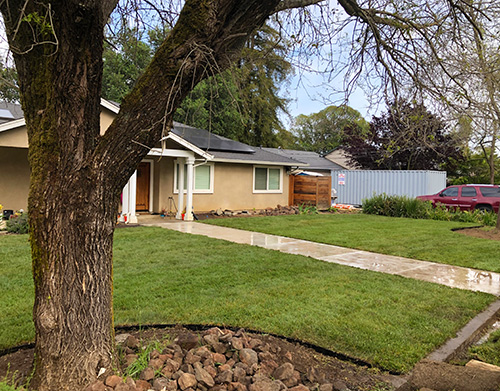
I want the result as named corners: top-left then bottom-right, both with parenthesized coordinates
top-left (263, 148), bottom-right (342, 176)
top-left (0, 100), bottom-right (306, 221)
top-left (324, 148), bottom-right (359, 170)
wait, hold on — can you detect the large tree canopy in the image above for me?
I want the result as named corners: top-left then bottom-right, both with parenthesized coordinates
top-left (343, 101), bottom-right (465, 170)
top-left (0, 0), bottom-right (492, 389)
top-left (174, 24), bottom-right (294, 147)
top-left (291, 105), bottom-right (368, 154)
top-left (101, 23), bottom-right (294, 147)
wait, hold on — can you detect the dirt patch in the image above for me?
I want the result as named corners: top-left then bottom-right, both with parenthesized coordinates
top-left (400, 359), bottom-right (500, 391)
top-left (0, 326), bottom-right (401, 390)
top-left (456, 227), bottom-right (500, 241)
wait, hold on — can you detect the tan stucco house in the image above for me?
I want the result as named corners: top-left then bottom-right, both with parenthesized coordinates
top-left (0, 100), bottom-right (306, 222)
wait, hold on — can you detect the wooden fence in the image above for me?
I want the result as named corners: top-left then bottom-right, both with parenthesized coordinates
top-left (288, 175), bottom-right (332, 210)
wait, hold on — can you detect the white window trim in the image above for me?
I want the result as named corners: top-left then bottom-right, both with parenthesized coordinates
top-left (173, 161), bottom-right (214, 194)
top-left (253, 166), bottom-right (283, 194)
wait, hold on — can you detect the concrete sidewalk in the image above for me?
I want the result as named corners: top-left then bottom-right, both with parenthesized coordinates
top-left (140, 217), bottom-right (500, 296)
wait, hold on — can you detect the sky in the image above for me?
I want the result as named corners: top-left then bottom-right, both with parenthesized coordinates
top-left (279, 61), bottom-right (374, 130)
top-left (286, 74), bottom-right (371, 120)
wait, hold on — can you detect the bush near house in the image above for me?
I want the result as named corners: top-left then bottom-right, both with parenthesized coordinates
top-left (6, 212), bottom-right (29, 234)
top-left (362, 194), bottom-right (497, 226)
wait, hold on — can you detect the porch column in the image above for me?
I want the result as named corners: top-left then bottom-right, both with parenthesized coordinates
top-left (176, 158), bottom-right (185, 220)
top-left (185, 156), bottom-right (195, 221)
top-left (128, 170), bottom-right (138, 224)
top-left (121, 181), bottom-right (130, 222)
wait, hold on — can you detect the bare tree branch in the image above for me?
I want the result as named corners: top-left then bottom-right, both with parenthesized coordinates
top-left (273, 0), bottom-right (324, 13)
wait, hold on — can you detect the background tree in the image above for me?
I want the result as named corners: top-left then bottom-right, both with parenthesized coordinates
top-left (0, 61), bottom-right (19, 102)
top-left (102, 26), bottom-right (153, 103)
top-left (448, 149), bottom-right (500, 185)
top-left (0, 0), bottom-right (492, 389)
top-left (343, 101), bottom-right (465, 170)
top-left (292, 105), bottom-right (368, 154)
top-left (101, 22), bottom-right (294, 147)
top-left (175, 24), bottom-right (294, 147)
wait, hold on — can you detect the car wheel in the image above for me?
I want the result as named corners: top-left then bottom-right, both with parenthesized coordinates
top-left (475, 204), bottom-right (493, 213)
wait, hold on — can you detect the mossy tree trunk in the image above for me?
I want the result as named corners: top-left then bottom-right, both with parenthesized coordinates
top-left (0, 0), bottom-right (281, 389)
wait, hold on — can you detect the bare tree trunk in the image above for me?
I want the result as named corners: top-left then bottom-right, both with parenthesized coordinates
top-left (1, 0), bottom-right (282, 389)
top-left (1, 2), bottom-right (118, 389)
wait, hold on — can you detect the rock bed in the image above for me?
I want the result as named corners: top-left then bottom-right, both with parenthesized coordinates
top-left (208, 205), bottom-right (302, 218)
top-left (86, 327), bottom-right (346, 391)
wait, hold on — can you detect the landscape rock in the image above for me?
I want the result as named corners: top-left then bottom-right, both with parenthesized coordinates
top-left (140, 368), bottom-right (155, 382)
top-left (135, 379), bottom-right (152, 391)
top-left (249, 379), bottom-right (285, 391)
top-left (239, 349), bottom-right (258, 367)
top-left (150, 357), bottom-right (165, 370)
top-left (85, 380), bottom-right (107, 391)
top-left (230, 338), bottom-right (244, 350)
top-left (282, 370), bottom-right (301, 388)
top-left (178, 372), bottom-right (198, 390)
top-left (228, 382), bottom-right (248, 391)
top-left (115, 382), bottom-right (133, 391)
top-left (115, 333), bottom-right (132, 345)
top-left (258, 360), bottom-right (279, 377)
top-left (273, 363), bottom-right (294, 381)
top-left (213, 353), bottom-right (227, 364)
top-left (216, 370), bottom-right (233, 384)
top-left (196, 366), bottom-right (216, 388)
top-left (319, 384), bottom-right (333, 391)
top-left (105, 375), bottom-right (123, 388)
top-left (204, 365), bottom-right (217, 379)
top-left (176, 333), bottom-right (199, 351)
top-left (153, 378), bottom-right (176, 391)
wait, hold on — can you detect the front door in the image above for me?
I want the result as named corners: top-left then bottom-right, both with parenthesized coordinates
top-left (136, 162), bottom-right (150, 211)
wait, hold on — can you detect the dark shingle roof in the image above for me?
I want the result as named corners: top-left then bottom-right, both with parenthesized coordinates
top-left (263, 148), bottom-right (343, 170)
top-left (172, 122), bottom-right (304, 166)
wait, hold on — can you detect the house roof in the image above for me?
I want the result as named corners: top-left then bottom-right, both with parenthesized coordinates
top-left (263, 148), bottom-right (342, 170)
top-left (170, 122), bottom-right (304, 166)
top-left (172, 122), bottom-right (255, 153)
top-left (0, 101), bottom-right (25, 124)
top-left (0, 100), bottom-right (307, 167)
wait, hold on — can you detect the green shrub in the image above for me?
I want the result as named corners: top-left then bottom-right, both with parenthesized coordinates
top-left (362, 193), bottom-right (431, 219)
top-left (6, 213), bottom-right (29, 234)
top-left (362, 194), bottom-right (498, 226)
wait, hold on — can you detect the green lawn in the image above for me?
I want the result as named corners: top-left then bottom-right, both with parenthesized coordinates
top-left (0, 227), bottom-right (495, 373)
top-left (203, 213), bottom-right (500, 272)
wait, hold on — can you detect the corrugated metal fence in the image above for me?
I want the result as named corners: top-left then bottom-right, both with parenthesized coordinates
top-left (332, 170), bottom-right (446, 206)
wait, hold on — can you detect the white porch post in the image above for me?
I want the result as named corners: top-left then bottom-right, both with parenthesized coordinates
top-left (185, 156), bottom-right (195, 221)
top-left (121, 181), bottom-right (130, 223)
top-left (176, 158), bottom-right (185, 220)
top-left (128, 170), bottom-right (138, 224)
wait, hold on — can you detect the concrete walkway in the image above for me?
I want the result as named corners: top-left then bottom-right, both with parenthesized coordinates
top-left (139, 217), bottom-right (500, 296)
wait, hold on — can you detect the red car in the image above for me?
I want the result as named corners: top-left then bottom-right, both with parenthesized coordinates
top-left (417, 184), bottom-right (500, 213)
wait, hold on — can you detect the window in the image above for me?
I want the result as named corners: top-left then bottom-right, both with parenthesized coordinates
top-left (441, 187), bottom-right (458, 197)
top-left (174, 162), bottom-right (214, 193)
top-left (253, 166), bottom-right (282, 193)
top-left (479, 187), bottom-right (500, 198)
top-left (461, 187), bottom-right (477, 197)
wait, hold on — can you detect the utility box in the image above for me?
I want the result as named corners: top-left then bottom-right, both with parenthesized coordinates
top-left (332, 170), bottom-right (446, 206)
